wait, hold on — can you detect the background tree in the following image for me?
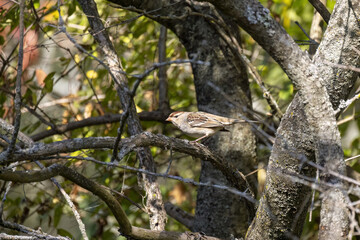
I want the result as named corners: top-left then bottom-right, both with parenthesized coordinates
top-left (0, 0), bottom-right (360, 239)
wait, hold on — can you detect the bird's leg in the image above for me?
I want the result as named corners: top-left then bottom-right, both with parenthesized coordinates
top-left (192, 134), bottom-right (209, 143)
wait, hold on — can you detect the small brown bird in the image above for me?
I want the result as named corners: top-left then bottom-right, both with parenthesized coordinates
top-left (166, 111), bottom-right (249, 142)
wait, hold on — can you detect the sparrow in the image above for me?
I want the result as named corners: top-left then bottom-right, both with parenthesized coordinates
top-left (166, 111), bottom-right (250, 142)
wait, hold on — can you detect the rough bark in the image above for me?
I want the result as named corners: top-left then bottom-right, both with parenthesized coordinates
top-left (166, 4), bottom-right (257, 238)
top-left (319, 188), bottom-right (349, 240)
top-left (200, 0), bottom-right (359, 238)
top-left (157, 26), bottom-right (171, 112)
top-left (108, 1), bottom-right (257, 238)
top-left (0, 164), bottom-right (223, 240)
top-left (108, 0), bottom-right (360, 238)
top-left (76, 0), bottom-right (167, 230)
top-left (4, 132), bottom-right (253, 202)
top-left (308, 0), bottom-right (326, 56)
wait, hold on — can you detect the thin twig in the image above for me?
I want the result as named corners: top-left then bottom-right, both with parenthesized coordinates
top-left (5, 0), bottom-right (25, 160)
top-left (0, 181), bottom-right (13, 219)
top-left (309, 168), bottom-right (319, 222)
top-left (0, 117), bottom-right (89, 240)
top-left (0, 220), bottom-right (70, 240)
top-left (165, 145), bottom-right (173, 174)
top-left (345, 154), bottom-right (360, 162)
top-left (11, 155), bottom-right (257, 204)
top-left (334, 93), bottom-right (360, 115)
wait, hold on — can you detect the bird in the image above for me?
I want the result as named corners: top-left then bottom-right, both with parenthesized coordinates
top-left (166, 111), bottom-right (251, 142)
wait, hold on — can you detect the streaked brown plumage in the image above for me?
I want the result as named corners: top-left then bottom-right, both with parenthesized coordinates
top-left (166, 111), bottom-right (248, 142)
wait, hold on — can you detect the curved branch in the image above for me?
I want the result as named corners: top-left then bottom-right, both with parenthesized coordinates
top-left (0, 220), bottom-right (70, 240)
top-left (308, 0), bottom-right (331, 24)
top-left (0, 119), bottom-right (88, 239)
top-left (19, 133), bottom-right (251, 194)
top-left (164, 202), bottom-right (194, 230)
top-left (0, 164), bottom-right (132, 235)
top-left (7, 133), bottom-right (254, 196)
top-left (76, 0), bottom-right (168, 229)
top-left (0, 165), bottom-right (222, 240)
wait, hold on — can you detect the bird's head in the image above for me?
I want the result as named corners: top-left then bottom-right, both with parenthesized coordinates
top-left (166, 111), bottom-right (184, 122)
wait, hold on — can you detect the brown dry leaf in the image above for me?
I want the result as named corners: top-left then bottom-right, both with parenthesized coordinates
top-left (35, 69), bottom-right (47, 87)
top-left (62, 110), bottom-right (70, 124)
top-left (84, 103), bottom-right (93, 119)
top-left (257, 162), bottom-right (267, 195)
top-left (70, 185), bottom-right (89, 200)
top-left (168, 182), bottom-right (189, 204)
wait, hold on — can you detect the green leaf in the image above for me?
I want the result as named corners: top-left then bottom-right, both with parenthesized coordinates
top-left (67, 2), bottom-right (77, 17)
top-left (33, 0), bottom-right (40, 9)
top-left (57, 228), bottom-right (73, 238)
top-left (43, 72), bottom-right (56, 93)
top-left (53, 205), bottom-right (63, 228)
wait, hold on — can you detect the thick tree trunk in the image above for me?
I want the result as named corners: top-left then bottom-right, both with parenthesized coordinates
top-left (109, 0), bottom-right (360, 238)
top-left (225, 0), bottom-right (359, 238)
top-left (109, 1), bottom-right (257, 238)
top-left (175, 10), bottom-right (257, 238)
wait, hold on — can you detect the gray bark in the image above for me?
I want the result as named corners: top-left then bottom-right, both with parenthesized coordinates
top-left (109, 1), bottom-right (257, 238)
top-left (201, 0), bottom-right (359, 238)
top-left (77, 0), bottom-right (167, 231)
top-left (108, 0), bottom-right (360, 238)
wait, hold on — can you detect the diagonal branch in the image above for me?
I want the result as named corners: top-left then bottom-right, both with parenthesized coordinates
top-left (0, 118), bottom-right (89, 239)
top-left (0, 164), bottom-right (223, 240)
top-left (308, 0), bottom-right (331, 24)
top-left (75, 0), bottom-right (167, 230)
top-left (2, 0), bottom-right (25, 161)
top-left (0, 164), bottom-right (132, 235)
top-left (199, 0), bottom-right (359, 238)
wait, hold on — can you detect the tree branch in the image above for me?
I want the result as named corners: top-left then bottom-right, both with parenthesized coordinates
top-left (308, 0), bottom-right (331, 24)
top-left (164, 202), bottom-right (194, 230)
top-left (198, 0), bottom-right (359, 238)
top-left (0, 119), bottom-right (88, 239)
top-left (0, 164), bottom-right (223, 240)
top-left (75, 0), bottom-right (168, 230)
top-left (158, 26), bottom-right (171, 112)
top-left (4, 0), bottom-right (25, 161)
top-left (0, 164), bottom-right (132, 235)
top-left (5, 132), bottom-right (254, 197)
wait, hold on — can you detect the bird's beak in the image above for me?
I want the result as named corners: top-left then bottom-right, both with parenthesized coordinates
top-left (166, 117), bottom-right (171, 122)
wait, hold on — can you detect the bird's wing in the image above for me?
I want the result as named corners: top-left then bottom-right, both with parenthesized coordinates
top-left (187, 112), bottom-right (224, 128)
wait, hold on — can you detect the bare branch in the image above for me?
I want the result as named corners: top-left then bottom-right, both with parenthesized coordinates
top-left (0, 118), bottom-right (34, 147)
top-left (0, 220), bottom-right (70, 240)
top-left (40, 155), bottom-right (256, 203)
top-left (0, 164), bottom-right (224, 240)
top-left (165, 202), bottom-right (194, 230)
top-left (3, 132), bottom-right (254, 198)
top-left (158, 26), bottom-right (171, 112)
top-left (308, 0), bottom-right (331, 24)
top-left (5, 0), bottom-right (25, 160)
top-left (335, 93), bottom-right (360, 115)
top-left (0, 164), bottom-right (132, 235)
top-left (0, 119), bottom-right (88, 239)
